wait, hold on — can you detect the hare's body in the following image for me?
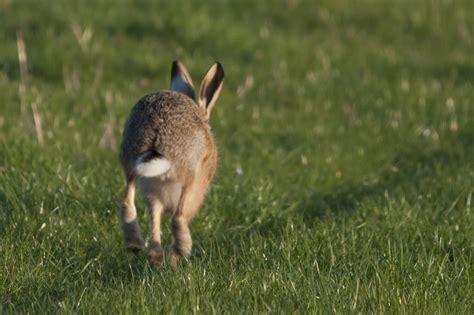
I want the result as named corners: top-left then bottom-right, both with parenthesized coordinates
top-left (118, 62), bottom-right (223, 269)
top-left (120, 91), bottom-right (216, 188)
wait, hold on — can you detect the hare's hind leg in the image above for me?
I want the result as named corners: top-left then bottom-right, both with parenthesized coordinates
top-left (170, 173), bottom-right (210, 268)
top-left (119, 178), bottom-right (145, 253)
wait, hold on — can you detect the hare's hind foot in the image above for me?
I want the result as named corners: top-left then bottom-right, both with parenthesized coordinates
top-left (121, 208), bottom-right (145, 254)
top-left (169, 252), bottom-right (191, 270)
top-left (125, 242), bottom-right (144, 254)
top-left (120, 179), bottom-right (145, 254)
top-left (169, 216), bottom-right (193, 269)
top-left (123, 223), bottom-right (145, 254)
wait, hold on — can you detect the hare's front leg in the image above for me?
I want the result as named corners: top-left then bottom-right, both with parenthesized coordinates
top-left (146, 198), bottom-right (165, 269)
top-left (119, 179), bottom-right (145, 253)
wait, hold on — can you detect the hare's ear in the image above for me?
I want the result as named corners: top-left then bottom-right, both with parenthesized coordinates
top-left (198, 62), bottom-right (224, 119)
top-left (170, 61), bottom-right (195, 100)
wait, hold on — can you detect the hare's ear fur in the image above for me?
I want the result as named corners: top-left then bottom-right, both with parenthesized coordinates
top-left (170, 61), bottom-right (195, 100)
top-left (199, 63), bottom-right (224, 119)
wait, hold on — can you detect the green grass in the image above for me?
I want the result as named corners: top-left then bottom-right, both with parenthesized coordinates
top-left (1, 0), bottom-right (473, 313)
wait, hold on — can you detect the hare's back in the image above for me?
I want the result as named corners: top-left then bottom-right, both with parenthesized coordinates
top-left (120, 91), bottom-right (210, 169)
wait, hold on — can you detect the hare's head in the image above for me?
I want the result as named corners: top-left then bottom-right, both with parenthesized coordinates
top-left (170, 61), bottom-right (225, 121)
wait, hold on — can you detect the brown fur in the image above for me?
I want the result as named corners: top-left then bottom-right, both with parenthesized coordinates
top-left (118, 61), bottom-right (224, 269)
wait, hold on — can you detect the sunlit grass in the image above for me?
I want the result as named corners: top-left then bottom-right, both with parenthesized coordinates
top-left (0, 0), bottom-right (473, 313)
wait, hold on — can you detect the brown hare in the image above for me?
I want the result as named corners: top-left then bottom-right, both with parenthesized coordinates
top-left (119, 61), bottom-right (224, 269)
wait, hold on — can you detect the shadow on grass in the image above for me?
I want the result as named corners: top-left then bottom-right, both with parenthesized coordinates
top-left (301, 128), bottom-right (474, 219)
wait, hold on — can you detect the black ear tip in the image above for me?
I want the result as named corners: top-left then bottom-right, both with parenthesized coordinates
top-left (171, 60), bottom-right (180, 76)
top-left (214, 62), bottom-right (224, 78)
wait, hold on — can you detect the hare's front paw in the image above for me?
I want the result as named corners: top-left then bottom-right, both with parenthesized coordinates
top-left (148, 248), bottom-right (165, 269)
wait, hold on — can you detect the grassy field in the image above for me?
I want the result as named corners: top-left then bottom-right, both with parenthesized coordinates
top-left (1, 0), bottom-right (473, 313)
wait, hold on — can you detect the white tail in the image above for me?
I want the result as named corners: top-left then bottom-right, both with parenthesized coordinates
top-left (135, 157), bottom-right (171, 177)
